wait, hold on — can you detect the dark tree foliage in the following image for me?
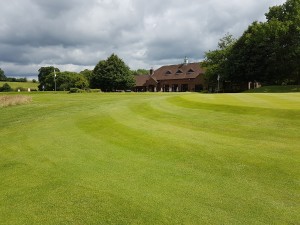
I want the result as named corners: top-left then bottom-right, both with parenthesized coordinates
top-left (6, 77), bottom-right (27, 82)
top-left (202, 33), bottom-right (236, 83)
top-left (230, 0), bottom-right (300, 84)
top-left (41, 71), bottom-right (89, 91)
top-left (91, 54), bottom-right (135, 91)
top-left (38, 66), bottom-right (60, 90)
top-left (80, 69), bottom-right (93, 83)
top-left (0, 68), bottom-right (7, 81)
top-left (0, 83), bottom-right (12, 92)
top-left (130, 69), bottom-right (149, 75)
top-left (203, 0), bottom-right (300, 85)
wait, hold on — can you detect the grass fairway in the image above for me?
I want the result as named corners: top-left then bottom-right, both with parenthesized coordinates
top-left (0, 92), bottom-right (299, 224)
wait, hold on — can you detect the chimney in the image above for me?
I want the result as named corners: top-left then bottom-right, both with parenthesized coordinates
top-left (184, 56), bottom-right (188, 65)
top-left (150, 67), bottom-right (154, 76)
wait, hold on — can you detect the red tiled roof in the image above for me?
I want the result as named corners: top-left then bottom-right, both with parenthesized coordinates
top-left (135, 75), bottom-right (149, 86)
top-left (152, 62), bottom-right (204, 81)
top-left (134, 75), bottom-right (157, 86)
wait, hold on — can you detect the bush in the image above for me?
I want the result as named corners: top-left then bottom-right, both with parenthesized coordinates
top-left (69, 88), bottom-right (80, 93)
top-left (0, 83), bottom-right (13, 92)
top-left (69, 88), bottom-right (101, 93)
top-left (69, 88), bottom-right (85, 93)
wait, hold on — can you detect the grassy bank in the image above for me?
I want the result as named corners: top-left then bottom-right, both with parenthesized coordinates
top-left (0, 81), bottom-right (39, 91)
top-left (0, 92), bottom-right (299, 224)
top-left (244, 85), bottom-right (300, 93)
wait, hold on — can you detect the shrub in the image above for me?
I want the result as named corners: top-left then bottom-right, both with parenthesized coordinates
top-left (69, 88), bottom-right (101, 93)
top-left (69, 88), bottom-right (85, 93)
top-left (0, 83), bottom-right (13, 92)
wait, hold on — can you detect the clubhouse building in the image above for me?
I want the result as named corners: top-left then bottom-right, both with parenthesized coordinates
top-left (134, 58), bottom-right (205, 92)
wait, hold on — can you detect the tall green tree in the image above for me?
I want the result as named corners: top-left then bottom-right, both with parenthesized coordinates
top-left (80, 69), bottom-right (93, 84)
top-left (0, 68), bottom-right (7, 81)
top-left (266, 0), bottom-right (300, 84)
top-left (91, 54), bottom-right (135, 91)
top-left (202, 33), bottom-right (236, 84)
top-left (38, 66), bottom-right (60, 90)
top-left (41, 71), bottom-right (89, 91)
top-left (203, 0), bottom-right (300, 87)
top-left (228, 0), bottom-right (300, 84)
top-left (228, 21), bottom-right (286, 83)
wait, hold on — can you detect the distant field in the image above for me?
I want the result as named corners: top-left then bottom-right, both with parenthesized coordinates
top-left (0, 92), bottom-right (299, 224)
top-left (0, 81), bottom-right (39, 90)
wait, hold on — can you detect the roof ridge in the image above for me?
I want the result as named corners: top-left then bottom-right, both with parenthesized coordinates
top-left (159, 62), bottom-right (200, 67)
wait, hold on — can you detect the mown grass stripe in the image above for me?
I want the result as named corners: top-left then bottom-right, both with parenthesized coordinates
top-left (0, 92), bottom-right (299, 224)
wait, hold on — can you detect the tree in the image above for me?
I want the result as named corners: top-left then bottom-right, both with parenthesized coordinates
top-left (227, 22), bottom-right (275, 83)
top-left (38, 66), bottom-right (60, 90)
top-left (80, 69), bottom-right (93, 84)
top-left (0, 68), bottom-right (7, 81)
top-left (267, 0), bottom-right (300, 84)
top-left (73, 73), bottom-right (89, 89)
top-left (91, 54), bottom-right (135, 91)
top-left (202, 0), bottom-right (300, 89)
top-left (202, 33), bottom-right (236, 86)
top-left (42, 71), bottom-right (89, 91)
top-left (130, 69), bottom-right (149, 76)
top-left (0, 83), bottom-right (12, 92)
top-left (228, 0), bottom-right (300, 85)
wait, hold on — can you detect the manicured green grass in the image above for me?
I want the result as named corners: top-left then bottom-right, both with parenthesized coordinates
top-left (0, 92), bottom-right (299, 224)
top-left (0, 81), bottom-right (39, 91)
top-left (244, 85), bottom-right (300, 93)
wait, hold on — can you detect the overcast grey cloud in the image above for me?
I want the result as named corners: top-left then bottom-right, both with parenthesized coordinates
top-left (0, 0), bottom-right (286, 77)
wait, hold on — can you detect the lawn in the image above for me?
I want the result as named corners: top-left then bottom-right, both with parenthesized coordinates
top-left (0, 92), bottom-right (299, 224)
top-left (0, 81), bottom-right (39, 91)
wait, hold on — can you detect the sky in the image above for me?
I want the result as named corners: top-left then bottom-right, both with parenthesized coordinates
top-left (0, 0), bottom-right (286, 78)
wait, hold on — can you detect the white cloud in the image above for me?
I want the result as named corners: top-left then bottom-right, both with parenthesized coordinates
top-left (0, 0), bottom-right (286, 76)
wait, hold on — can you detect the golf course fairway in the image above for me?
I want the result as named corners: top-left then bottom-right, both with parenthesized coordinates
top-left (0, 92), bottom-right (299, 224)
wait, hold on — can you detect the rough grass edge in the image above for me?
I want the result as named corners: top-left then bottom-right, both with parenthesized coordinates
top-left (0, 95), bottom-right (32, 107)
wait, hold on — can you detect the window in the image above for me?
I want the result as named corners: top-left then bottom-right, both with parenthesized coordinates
top-left (187, 69), bottom-right (194, 74)
top-left (165, 71), bottom-right (172, 75)
top-left (176, 70), bottom-right (183, 74)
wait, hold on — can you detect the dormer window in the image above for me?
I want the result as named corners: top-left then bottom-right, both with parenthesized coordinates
top-left (176, 70), bottom-right (183, 74)
top-left (187, 69), bottom-right (194, 74)
top-left (165, 70), bottom-right (172, 75)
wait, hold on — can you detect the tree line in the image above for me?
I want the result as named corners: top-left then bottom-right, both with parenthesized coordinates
top-left (0, 68), bottom-right (30, 83)
top-left (202, 0), bottom-right (300, 89)
top-left (37, 54), bottom-right (140, 92)
top-left (1, 54), bottom-right (147, 92)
